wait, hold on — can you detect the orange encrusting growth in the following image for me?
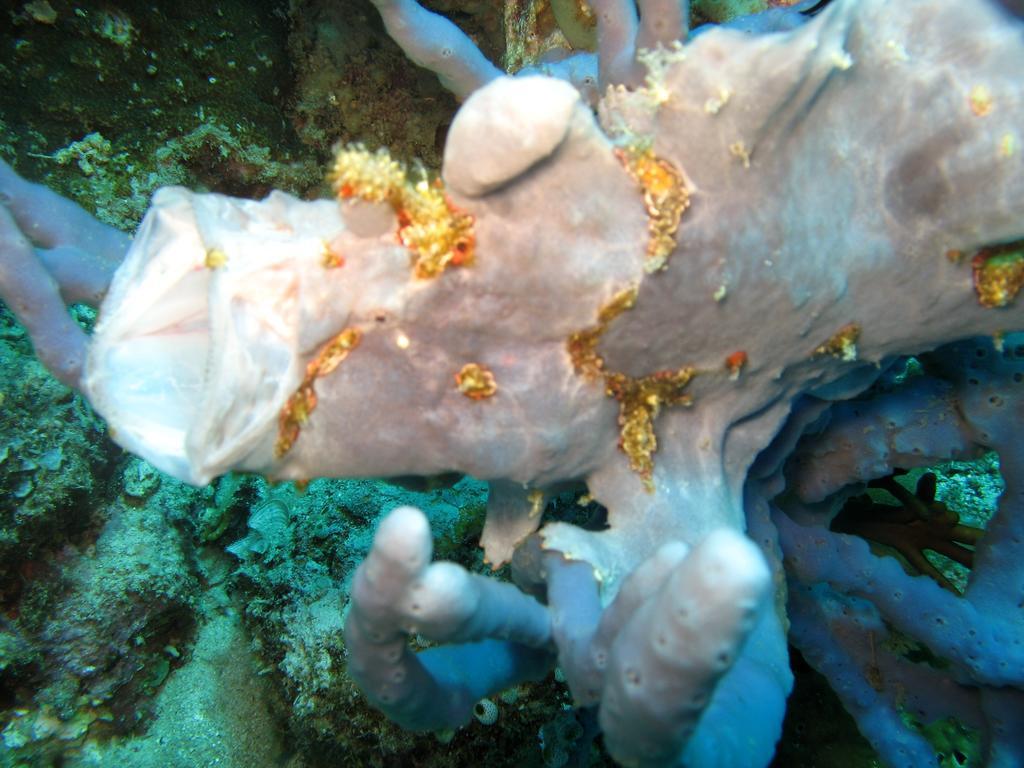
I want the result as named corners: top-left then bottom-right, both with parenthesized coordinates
top-left (567, 286), bottom-right (639, 380)
top-left (330, 143), bottom-right (475, 279)
top-left (564, 147), bottom-right (693, 490)
top-left (606, 367), bottom-right (696, 490)
top-left (568, 287), bottom-right (697, 492)
top-left (725, 350), bottom-right (747, 379)
top-left (276, 328), bottom-right (362, 458)
top-left (614, 146), bottom-right (689, 273)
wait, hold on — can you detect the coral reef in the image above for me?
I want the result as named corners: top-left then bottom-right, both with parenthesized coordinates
top-left (0, 0), bottom-right (324, 230)
top-left (0, 457), bottom-right (205, 766)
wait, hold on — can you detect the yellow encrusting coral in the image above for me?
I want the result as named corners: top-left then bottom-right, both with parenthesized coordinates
top-left (968, 84), bottom-right (994, 117)
top-left (527, 489), bottom-right (545, 519)
top-left (972, 241), bottom-right (1024, 308)
top-left (614, 146), bottom-right (689, 272)
top-left (321, 240), bottom-right (345, 269)
top-left (205, 248), bottom-right (228, 269)
top-left (813, 323), bottom-right (861, 361)
top-left (330, 144), bottom-right (408, 204)
top-left (568, 286), bottom-right (638, 379)
top-left (455, 363), bottom-right (498, 400)
top-left (606, 367), bottom-right (696, 490)
top-left (568, 287), bottom-right (697, 490)
top-left (728, 141), bottom-right (752, 168)
top-left (276, 328), bottom-right (362, 457)
top-left (331, 143), bottom-right (475, 279)
top-left (999, 133), bottom-right (1018, 159)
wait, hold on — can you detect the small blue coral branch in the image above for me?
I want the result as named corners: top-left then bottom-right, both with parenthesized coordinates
top-left (0, 159), bottom-right (128, 388)
top-left (775, 334), bottom-right (1024, 766)
top-left (368, 0), bottom-right (503, 100)
top-left (344, 506), bottom-right (554, 730)
top-left (347, 506), bottom-right (774, 764)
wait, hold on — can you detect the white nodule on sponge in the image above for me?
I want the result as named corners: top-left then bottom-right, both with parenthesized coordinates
top-left (443, 76), bottom-right (581, 197)
top-left (374, 506), bottom-right (433, 577)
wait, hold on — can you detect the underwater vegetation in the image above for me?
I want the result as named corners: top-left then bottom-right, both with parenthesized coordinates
top-left (0, 0), bottom-right (1022, 767)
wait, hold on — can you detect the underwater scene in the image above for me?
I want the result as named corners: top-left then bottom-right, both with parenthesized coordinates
top-left (0, 0), bottom-right (1022, 766)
